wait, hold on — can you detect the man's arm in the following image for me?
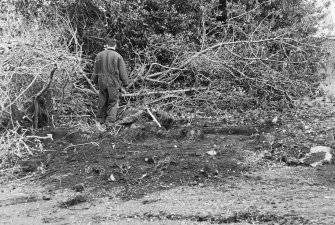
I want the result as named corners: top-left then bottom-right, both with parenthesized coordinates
top-left (92, 54), bottom-right (100, 84)
top-left (118, 56), bottom-right (130, 86)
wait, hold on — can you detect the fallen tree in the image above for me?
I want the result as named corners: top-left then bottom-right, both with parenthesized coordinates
top-left (120, 35), bottom-right (327, 113)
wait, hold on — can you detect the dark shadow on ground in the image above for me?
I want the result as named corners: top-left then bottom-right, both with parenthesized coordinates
top-left (18, 126), bottom-right (255, 200)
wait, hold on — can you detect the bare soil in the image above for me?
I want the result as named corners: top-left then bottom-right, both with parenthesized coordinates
top-left (2, 100), bottom-right (335, 224)
top-left (12, 124), bottom-right (253, 200)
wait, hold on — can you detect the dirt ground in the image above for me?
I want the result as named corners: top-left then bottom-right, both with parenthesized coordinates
top-left (2, 97), bottom-right (335, 225)
top-left (2, 164), bottom-right (335, 225)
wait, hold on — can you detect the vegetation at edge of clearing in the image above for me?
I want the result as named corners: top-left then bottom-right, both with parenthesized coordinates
top-left (0, 0), bottom-right (331, 168)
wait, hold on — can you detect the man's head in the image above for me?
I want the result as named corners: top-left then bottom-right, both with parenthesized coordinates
top-left (105, 38), bottom-right (117, 49)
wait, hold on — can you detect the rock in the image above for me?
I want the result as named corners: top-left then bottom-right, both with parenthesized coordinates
top-left (282, 156), bottom-right (301, 166)
top-left (42, 195), bottom-right (52, 201)
top-left (73, 183), bottom-right (85, 192)
top-left (198, 183), bottom-right (205, 187)
top-left (271, 116), bottom-right (278, 124)
top-left (108, 174), bottom-right (116, 182)
top-left (59, 195), bottom-right (87, 208)
top-left (91, 165), bottom-right (105, 174)
top-left (206, 150), bottom-right (217, 156)
top-left (144, 156), bottom-right (157, 164)
top-left (200, 165), bottom-right (218, 177)
top-left (300, 146), bottom-right (333, 167)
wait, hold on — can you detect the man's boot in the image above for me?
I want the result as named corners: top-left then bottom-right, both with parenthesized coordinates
top-left (105, 103), bottom-right (118, 129)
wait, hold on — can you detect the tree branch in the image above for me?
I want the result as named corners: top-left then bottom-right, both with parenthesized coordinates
top-left (81, 72), bottom-right (98, 95)
top-left (122, 87), bottom-right (207, 97)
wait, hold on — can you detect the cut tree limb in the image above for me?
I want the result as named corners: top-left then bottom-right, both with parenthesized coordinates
top-left (73, 84), bottom-right (97, 95)
top-left (122, 87), bottom-right (207, 97)
top-left (26, 134), bottom-right (53, 140)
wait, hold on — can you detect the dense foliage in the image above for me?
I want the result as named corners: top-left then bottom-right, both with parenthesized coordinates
top-left (0, 0), bottom-right (330, 128)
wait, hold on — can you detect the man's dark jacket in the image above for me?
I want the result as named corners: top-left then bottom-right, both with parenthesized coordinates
top-left (92, 49), bottom-right (129, 121)
top-left (92, 49), bottom-right (129, 88)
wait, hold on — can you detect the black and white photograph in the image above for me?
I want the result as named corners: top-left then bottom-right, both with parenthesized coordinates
top-left (1, 0), bottom-right (335, 224)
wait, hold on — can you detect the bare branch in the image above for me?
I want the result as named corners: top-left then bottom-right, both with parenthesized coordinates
top-left (122, 87), bottom-right (208, 98)
top-left (81, 72), bottom-right (98, 95)
top-left (146, 38), bottom-right (290, 80)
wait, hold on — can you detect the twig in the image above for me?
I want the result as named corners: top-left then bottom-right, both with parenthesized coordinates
top-left (59, 115), bottom-right (91, 118)
top-left (73, 84), bottom-right (97, 95)
top-left (64, 142), bottom-right (99, 151)
top-left (146, 94), bottom-right (183, 105)
top-left (144, 62), bottom-right (188, 78)
top-left (144, 77), bottom-right (168, 84)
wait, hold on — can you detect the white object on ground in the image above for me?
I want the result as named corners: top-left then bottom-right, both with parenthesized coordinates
top-left (206, 150), bottom-right (217, 156)
top-left (146, 108), bottom-right (162, 128)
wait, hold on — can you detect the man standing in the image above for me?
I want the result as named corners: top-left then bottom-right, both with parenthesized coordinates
top-left (92, 38), bottom-right (129, 125)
